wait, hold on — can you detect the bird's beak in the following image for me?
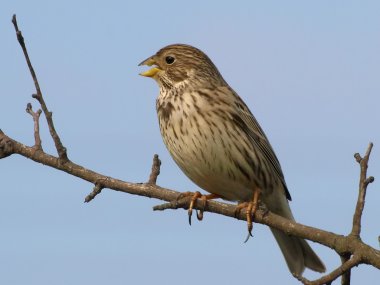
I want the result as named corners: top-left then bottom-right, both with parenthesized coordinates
top-left (139, 56), bottom-right (162, 77)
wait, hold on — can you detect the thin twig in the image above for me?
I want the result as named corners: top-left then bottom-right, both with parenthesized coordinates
top-left (12, 14), bottom-right (68, 162)
top-left (351, 142), bottom-right (374, 237)
top-left (147, 154), bottom-right (161, 184)
top-left (84, 182), bottom-right (104, 203)
top-left (26, 103), bottom-right (43, 150)
top-left (297, 256), bottom-right (360, 285)
top-left (340, 254), bottom-right (351, 285)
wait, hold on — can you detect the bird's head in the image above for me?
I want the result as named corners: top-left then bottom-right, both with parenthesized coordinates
top-left (139, 44), bottom-right (225, 90)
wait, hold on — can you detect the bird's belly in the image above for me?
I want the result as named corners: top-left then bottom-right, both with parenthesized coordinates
top-left (159, 111), bottom-right (255, 202)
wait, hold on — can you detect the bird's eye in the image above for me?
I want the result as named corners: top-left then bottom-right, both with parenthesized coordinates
top-left (165, 56), bottom-right (175, 65)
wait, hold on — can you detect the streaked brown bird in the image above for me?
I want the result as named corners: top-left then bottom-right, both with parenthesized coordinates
top-left (139, 44), bottom-right (325, 276)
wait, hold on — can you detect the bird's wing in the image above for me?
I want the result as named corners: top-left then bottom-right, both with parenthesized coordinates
top-left (220, 87), bottom-right (291, 200)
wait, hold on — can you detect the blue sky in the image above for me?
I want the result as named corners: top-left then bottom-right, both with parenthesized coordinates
top-left (1, 1), bottom-right (379, 284)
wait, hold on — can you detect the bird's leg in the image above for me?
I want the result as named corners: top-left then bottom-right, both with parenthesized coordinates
top-left (176, 191), bottom-right (219, 225)
top-left (244, 188), bottom-right (261, 242)
top-left (234, 189), bottom-right (262, 242)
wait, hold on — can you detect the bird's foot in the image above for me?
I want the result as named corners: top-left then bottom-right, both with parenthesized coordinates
top-left (234, 189), bottom-right (262, 243)
top-left (176, 191), bottom-right (219, 225)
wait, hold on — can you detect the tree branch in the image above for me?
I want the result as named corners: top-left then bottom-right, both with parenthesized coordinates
top-left (297, 256), bottom-right (361, 285)
top-left (25, 103), bottom-right (42, 151)
top-left (340, 254), bottom-right (352, 285)
top-left (12, 14), bottom-right (68, 162)
top-left (351, 143), bottom-right (374, 238)
top-left (147, 154), bottom-right (161, 184)
top-left (1, 131), bottom-right (379, 273)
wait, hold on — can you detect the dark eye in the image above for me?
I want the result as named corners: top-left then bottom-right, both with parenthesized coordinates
top-left (165, 56), bottom-right (175, 64)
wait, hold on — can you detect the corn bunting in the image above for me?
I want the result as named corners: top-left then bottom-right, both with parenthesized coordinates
top-left (139, 44), bottom-right (325, 276)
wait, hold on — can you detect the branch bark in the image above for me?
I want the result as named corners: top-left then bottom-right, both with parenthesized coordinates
top-left (2, 14), bottom-right (379, 285)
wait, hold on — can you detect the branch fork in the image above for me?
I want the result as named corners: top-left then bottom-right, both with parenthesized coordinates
top-left (26, 102), bottom-right (42, 151)
top-left (351, 142), bottom-right (374, 238)
top-left (12, 14), bottom-right (68, 162)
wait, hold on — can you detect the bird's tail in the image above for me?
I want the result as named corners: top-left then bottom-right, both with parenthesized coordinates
top-left (265, 189), bottom-right (326, 276)
top-left (270, 228), bottom-right (326, 276)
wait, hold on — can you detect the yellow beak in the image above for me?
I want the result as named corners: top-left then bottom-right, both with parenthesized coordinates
top-left (138, 57), bottom-right (162, 77)
top-left (139, 67), bottom-right (161, 77)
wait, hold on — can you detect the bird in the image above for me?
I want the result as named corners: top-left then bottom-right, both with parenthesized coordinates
top-left (139, 44), bottom-right (326, 276)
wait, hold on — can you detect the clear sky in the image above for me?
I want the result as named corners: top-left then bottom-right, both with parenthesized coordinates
top-left (1, 1), bottom-right (379, 284)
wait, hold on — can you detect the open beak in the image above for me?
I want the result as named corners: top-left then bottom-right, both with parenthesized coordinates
top-left (139, 56), bottom-right (162, 77)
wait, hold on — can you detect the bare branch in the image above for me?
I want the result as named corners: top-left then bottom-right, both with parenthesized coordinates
top-left (84, 182), bottom-right (104, 203)
top-left (297, 256), bottom-right (360, 285)
top-left (351, 142), bottom-right (374, 237)
top-left (147, 154), bottom-right (161, 184)
top-left (340, 254), bottom-right (351, 285)
top-left (2, 129), bottom-right (380, 277)
top-left (25, 103), bottom-right (42, 150)
top-left (12, 14), bottom-right (68, 161)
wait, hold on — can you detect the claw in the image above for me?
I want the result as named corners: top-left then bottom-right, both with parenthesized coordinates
top-left (196, 195), bottom-right (209, 221)
top-left (188, 191), bottom-right (202, 225)
top-left (177, 191), bottom-right (219, 225)
top-left (196, 209), bottom-right (204, 221)
top-left (239, 188), bottom-right (261, 243)
top-left (188, 209), bottom-right (193, 225)
top-left (244, 230), bottom-right (254, 243)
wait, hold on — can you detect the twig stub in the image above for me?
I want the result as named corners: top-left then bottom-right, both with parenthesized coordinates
top-left (147, 154), bottom-right (161, 184)
top-left (351, 143), bottom-right (375, 238)
top-left (354, 153), bottom-right (362, 163)
top-left (26, 103), bottom-right (43, 150)
top-left (84, 183), bottom-right (104, 203)
top-left (365, 176), bottom-right (375, 185)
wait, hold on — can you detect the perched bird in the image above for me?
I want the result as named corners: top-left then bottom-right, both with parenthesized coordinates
top-left (139, 44), bottom-right (325, 276)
